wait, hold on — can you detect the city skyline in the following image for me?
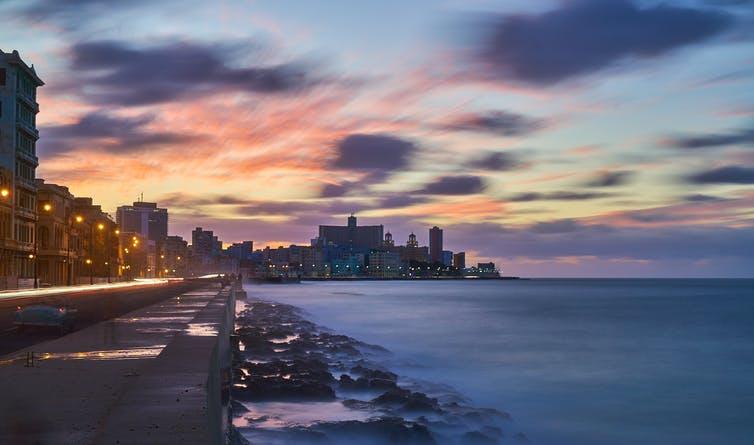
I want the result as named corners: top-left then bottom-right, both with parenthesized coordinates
top-left (1, 0), bottom-right (754, 277)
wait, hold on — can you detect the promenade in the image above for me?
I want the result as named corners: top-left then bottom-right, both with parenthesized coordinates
top-left (0, 283), bottom-right (236, 445)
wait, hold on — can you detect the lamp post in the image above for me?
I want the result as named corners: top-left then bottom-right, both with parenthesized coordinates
top-left (33, 202), bottom-right (53, 288)
top-left (71, 215), bottom-right (83, 286)
top-left (86, 258), bottom-right (92, 284)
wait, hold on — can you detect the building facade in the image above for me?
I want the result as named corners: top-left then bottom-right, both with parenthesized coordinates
top-left (319, 215), bottom-right (383, 250)
top-left (429, 226), bottom-right (443, 263)
top-left (116, 201), bottom-right (167, 277)
top-left (453, 251), bottom-right (466, 270)
top-left (163, 235), bottom-right (188, 276)
top-left (0, 50), bottom-right (44, 289)
top-left (73, 198), bottom-right (119, 284)
top-left (36, 180), bottom-right (77, 286)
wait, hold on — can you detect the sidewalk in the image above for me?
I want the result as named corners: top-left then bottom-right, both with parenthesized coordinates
top-left (0, 283), bottom-right (235, 445)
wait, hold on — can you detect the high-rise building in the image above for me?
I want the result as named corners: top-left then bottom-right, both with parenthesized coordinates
top-left (0, 50), bottom-right (44, 289)
top-left (116, 201), bottom-right (166, 278)
top-left (453, 251), bottom-right (466, 269)
top-left (318, 215), bottom-right (383, 250)
top-left (442, 250), bottom-right (453, 267)
top-left (429, 226), bottom-right (443, 263)
top-left (116, 201), bottom-right (168, 243)
top-left (163, 235), bottom-right (188, 276)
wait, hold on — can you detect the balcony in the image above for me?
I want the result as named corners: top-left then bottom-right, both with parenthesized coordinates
top-left (15, 176), bottom-right (37, 192)
top-left (16, 92), bottom-right (39, 112)
top-left (16, 120), bottom-right (39, 140)
top-left (15, 207), bottom-right (36, 221)
top-left (16, 148), bottom-right (39, 166)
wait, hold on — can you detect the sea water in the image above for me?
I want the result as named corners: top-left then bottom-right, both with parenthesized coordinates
top-left (242, 279), bottom-right (754, 445)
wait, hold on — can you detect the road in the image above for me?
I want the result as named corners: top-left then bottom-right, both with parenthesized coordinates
top-left (0, 280), bottom-right (207, 356)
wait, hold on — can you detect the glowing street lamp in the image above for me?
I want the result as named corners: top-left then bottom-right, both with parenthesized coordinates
top-left (0, 188), bottom-right (9, 198)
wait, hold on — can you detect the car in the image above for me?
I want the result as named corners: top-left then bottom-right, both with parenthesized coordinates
top-left (14, 304), bottom-right (78, 334)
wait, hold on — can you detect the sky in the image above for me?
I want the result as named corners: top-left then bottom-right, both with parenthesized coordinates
top-left (2, 0), bottom-right (753, 277)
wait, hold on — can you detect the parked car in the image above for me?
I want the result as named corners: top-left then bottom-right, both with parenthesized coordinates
top-left (14, 305), bottom-right (78, 334)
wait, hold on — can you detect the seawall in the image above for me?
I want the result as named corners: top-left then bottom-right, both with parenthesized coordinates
top-left (0, 282), bottom-right (238, 444)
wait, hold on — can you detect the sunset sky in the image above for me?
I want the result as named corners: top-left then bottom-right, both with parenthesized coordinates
top-left (2, 0), bottom-right (753, 277)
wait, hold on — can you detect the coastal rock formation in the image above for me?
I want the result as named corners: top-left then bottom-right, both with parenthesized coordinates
top-left (231, 300), bottom-right (526, 444)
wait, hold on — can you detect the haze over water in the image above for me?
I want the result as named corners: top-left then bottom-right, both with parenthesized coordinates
top-left (249, 279), bottom-right (754, 445)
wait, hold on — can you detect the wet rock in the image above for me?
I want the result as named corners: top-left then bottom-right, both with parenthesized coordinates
top-left (462, 431), bottom-right (499, 445)
top-left (237, 378), bottom-right (335, 401)
top-left (313, 417), bottom-right (437, 444)
top-left (339, 374), bottom-right (398, 390)
top-left (372, 388), bottom-right (441, 413)
top-left (350, 365), bottom-right (398, 382)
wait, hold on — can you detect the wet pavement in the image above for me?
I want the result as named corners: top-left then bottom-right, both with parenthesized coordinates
top-left (0, 283), bottom-right (235, 445)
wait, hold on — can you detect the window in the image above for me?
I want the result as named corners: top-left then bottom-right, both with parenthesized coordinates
top-left (16, 189), bottom-right (35, 212)
top-left (16, 131), bottom-right (35, 155)
top-left (16, 101), bottom-right (34, 127)
top-left (39, 226), bottom-right (49, 249)
top-left (15, 221), bottom-right (33, 243)
top-left (15, 160), bottom-right (35, 181)
top-left (0, 68), bottom-right (5, 86)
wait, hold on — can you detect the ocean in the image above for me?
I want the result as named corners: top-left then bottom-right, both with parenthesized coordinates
top-left (239, 279), bottom-right (754, 445)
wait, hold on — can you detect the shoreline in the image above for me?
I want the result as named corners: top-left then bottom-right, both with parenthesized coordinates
top-left (230, 298), bottom-right (528, 444)
top-left (250, 276), bottom-right (523, 283)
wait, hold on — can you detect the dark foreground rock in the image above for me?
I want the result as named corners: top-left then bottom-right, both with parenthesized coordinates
top-left (232, 300), bottom-right (526, 444)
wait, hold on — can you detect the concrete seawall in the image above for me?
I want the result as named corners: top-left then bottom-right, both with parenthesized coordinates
top-left (0, 283), bottom-right (237, 444)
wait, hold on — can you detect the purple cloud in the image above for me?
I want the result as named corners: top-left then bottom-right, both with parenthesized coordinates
top-left (471, 0), bottom-right (733, 85)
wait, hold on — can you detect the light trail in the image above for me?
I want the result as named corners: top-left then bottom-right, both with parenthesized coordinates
top-left (0, 279), bottom-right (173, 302)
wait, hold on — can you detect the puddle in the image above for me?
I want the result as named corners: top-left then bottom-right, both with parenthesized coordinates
top-left (233, 401), bottom-right (373, 429)
top-left (185, 322), bottom-right (219, 336)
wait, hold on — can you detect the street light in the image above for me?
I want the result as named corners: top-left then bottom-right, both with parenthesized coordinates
top-left (85, 258), bottom-right (93, 284)
top-left (0, 188), bottom-right (9, 198)
top-left (34, 202), bottom-right (53, 288)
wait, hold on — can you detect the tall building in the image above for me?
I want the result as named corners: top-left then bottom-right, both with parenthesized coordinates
top-left (163, 235), bottom-right (188, 276)
top-left (442, 250), bottom-right (453, 267)
top-left (227, 241), bottom-right (253, 260)
top-left (116, 201), bottom-right (167, 278)
top-left (318, 215), bottom-right (383, 250)
top-left (0, 50), bottom-right (44, 289)
top-left (116, 201), bottom-right (168, 242)
top-left (453, 251), bottom-right (466, 269)
top-left (429, 226), bottom-right (443, 263)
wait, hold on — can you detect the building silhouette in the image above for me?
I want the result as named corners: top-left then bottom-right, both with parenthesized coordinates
top-left (0, 49), bottom-right (44, 289)
top-left (318, 215), bottom-right (383, 250)
top-left (429, 226), bottom-right (443, 263)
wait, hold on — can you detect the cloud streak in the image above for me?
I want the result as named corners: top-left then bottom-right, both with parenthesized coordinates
top-left (470, 0), bottom-right (733, 85)
top-left (63, 40), bottom-right (325, 106)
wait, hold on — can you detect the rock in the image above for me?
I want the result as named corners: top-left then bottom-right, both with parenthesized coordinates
top-left (372, 389), bottom-right (441, 413)
top-left (313, 417), bottom-right (437, 444)
top-left (461, 431), bottom-right (499, 445)
top-left (350, 365), bottom-right (398, 382)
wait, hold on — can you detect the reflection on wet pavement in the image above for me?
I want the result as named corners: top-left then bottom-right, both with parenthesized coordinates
top-left (185, 322), bottom-right (219, 336)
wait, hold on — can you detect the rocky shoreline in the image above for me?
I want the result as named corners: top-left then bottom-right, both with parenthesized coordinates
top-left (230, 299), bottom-right (528, 444)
